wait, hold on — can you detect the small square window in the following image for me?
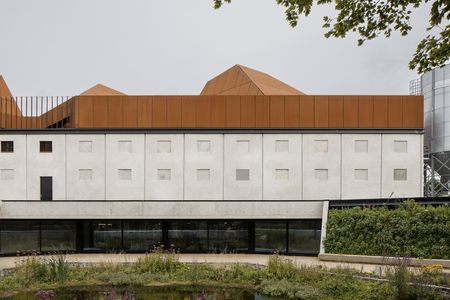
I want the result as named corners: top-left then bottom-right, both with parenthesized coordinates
top-left (236, 169), bottom-right (250, 181)
top-left (79, 141), bottom-right (92, 153)
top-left (197, 140), bottom-right (211, 152)
top-left (40, 141), bottom-right (52, 153)
top-left (197, 169), bottom-right (210, 181)
top-left (275, 169), bottom-right (289, 180)
top-left (0, 169), bottom-right (14, 180)
top-left (157, 169), bottom-right (171, 180)
top-left (118, 140), bottom-right (132, 153)
top-left (354, 169), bottom-right (368, 180)
top-left (1, 141), bottom-right (14, 153)
top-left (275, 140), bottom-right (289, 152)
top-left (394, 140), bottom-right (408, 153)
top-left (355, 140), bottom-right (368, 153)
top-left (157, 140), bottom-right (172, 153)
top-left (78, 169), bottom-right (93, 180)
top-left (314, 169), bottom-right (328, 180)
top-left (314, 140), bottom-right (328, 153)
top-left (118, 169), bottom-right (132, 180)
top-left (237, 140), bottom-right (250, 152)
top-left (394, 169), bottom-right (407, 181)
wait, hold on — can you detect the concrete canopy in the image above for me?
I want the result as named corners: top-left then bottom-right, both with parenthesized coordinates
top-left (200, 64), bottom-right (305, 96)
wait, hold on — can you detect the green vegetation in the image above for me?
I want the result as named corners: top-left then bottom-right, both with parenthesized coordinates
top-left (324, 200), bottom-right (450, 259)
top-left (0, 253), bottom-right (448, 299)
top-left (213, 0), bottom-right (450, 73)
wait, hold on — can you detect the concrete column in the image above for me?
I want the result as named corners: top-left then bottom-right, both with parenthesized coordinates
top-left (319, 200), bottom-right (329, 254)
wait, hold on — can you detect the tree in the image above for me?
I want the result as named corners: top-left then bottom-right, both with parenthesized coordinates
top-left (213, 0), bottom-right (449, 74)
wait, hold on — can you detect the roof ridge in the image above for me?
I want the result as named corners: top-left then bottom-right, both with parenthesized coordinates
top-left (236, 65), bottom-right (264, 95)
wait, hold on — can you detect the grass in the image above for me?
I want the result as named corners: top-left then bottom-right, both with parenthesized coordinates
top-left (0, 253), bottom-right (448, 299)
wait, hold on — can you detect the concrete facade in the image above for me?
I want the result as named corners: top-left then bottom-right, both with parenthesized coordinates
top-left (0, 132), bottom-right (423, 206)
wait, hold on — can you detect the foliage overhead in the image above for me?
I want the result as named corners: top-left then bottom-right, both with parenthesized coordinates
top-left (213, 0), bottom-right (450, 74)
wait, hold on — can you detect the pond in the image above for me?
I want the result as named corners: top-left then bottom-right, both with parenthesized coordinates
top-left (3, 286), bottom-right (283, 300)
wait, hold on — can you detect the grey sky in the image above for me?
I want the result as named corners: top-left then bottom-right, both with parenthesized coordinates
top-left (0, 0), bottom-right (431, 96)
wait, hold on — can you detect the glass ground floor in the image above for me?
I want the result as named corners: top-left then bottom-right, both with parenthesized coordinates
top-left (0, 219), bottom-right (322, 256)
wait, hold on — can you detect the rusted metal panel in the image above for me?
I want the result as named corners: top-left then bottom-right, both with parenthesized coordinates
top-left (358, 96), bottom-right (374, 128)
top-left (255, 96), bottom-right (270, 127)
top-left (373, 96), bottom-right (388, 128)
top-left (0, 94), bottom-right (424, 130)
top-left (153, 96), bottom-right (167, 128)
top-left (211, 96), bottom-right (226, 127)
top-left (314, 96), bottom-right (328, 128)
top-left (181, 96), bottom-right (196, 128)
top-left (123, 96), bottom-right (138, 128)
top-left (402, 96), bottom-right (419, 128)
top-left (167, 96), bottom-right (182, 128)
top-left (416, 96), bottom-right (424, 128)
top-left (137, 96), bottom-right (151, 128)
top-left (77, 96), bottom-right (93, 128)
top-left (328, 96), bottom-right (344, 128)
top-left (388, 96), bottom-right (403, 128)
top-left (284, 96), bottom-right (300, 128)
top-left (270, 96), bottom-right (284, 128)
top-left (299, 95), bottom-right (315, 128)
top-left (93, 96), bottom-right (108, 128)
top-left (108, 96), bottom-right (123, 128)
top-left (240, 96), bottom-right (256, 128)
top-left (226, 96), bottom-right (241, 128)
top-left (196, 96), bottom-right (211, 128)
top-left (343, 96), bottom-right (358, 128)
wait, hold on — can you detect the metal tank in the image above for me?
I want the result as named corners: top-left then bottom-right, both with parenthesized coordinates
top-left (411, 64), bottom-right (450, 196)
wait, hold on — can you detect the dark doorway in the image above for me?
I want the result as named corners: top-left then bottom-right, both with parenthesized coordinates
top-left (40, 176), bottom-right (53, 201)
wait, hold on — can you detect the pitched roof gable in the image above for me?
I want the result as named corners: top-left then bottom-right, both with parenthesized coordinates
top-left (80, 83), bottom-right (126, 96)
top-left (200, 64), bottom-right (304, 95)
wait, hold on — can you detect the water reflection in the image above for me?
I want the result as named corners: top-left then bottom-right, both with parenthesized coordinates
top-left (5, 286), bottom-right (282, 300)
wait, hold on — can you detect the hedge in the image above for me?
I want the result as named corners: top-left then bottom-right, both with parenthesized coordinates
top-left (324, 200), bottom-right (450, 259)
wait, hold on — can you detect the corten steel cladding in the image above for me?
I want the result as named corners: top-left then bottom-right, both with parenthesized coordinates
top-left (0, 95), bottom-right (423, 129)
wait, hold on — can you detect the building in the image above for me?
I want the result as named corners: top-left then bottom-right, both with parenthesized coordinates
top-left (411, 64), bottom-right (450, 196)
top-left (0, 65), bottom-right (424, 255)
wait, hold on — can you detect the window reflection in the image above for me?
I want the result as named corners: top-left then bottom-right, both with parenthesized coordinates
top-left (41, 221), bottom-right (76, 252)
top-left (92, 221), bottom-right (121, 250)
top-left (168, 221), bottom-right (208, 252)
top-left (123, 221), bottom-right (162, 251)
top-left (255, 221), bottom-right (287, 253)
top-left (288, 220), bottom-right (321, 254)
top-left (0, 221), bottom-right (40, 254)
top-left (208, 221), bottom-right (248, 253)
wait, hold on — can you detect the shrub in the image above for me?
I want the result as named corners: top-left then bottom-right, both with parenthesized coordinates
top-left (45, 252), bottom-right (70, 283)
top-left (265, 256), bottom-right (298, 280)
top-left (324, 200), bottom-right (450, 259)
top-left (134, 253), bottom-right (182, 273)
top-left (14, 255), bottom-right (49, 286)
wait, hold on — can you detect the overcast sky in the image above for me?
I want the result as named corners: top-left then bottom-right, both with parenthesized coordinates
top-left (0, 0), bottom-right (432, 96)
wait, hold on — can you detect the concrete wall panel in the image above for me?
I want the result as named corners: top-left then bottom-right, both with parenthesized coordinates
top-left (341, 134), bottom-right (381, 199)
top-left (184, 134), bottom-right (223, 200)
top-left (381, 134), bottom-right (423, 198)
top-left (303, 134), bottom-right (341, 200)
top-left (263, 134), bottom-right (302, 200)
top-left (0, 135), bottom-right (26, 200)
top-left (106, 134), bottom-right (145, 200)
top-left (224, 134), bottom-right (262, 200)
top-left (145, 134), bottom-right (184, 200)
top-left (66, 134), bottom-right (106, 200)
top-left (26, 135), bottom-right (66, 200)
